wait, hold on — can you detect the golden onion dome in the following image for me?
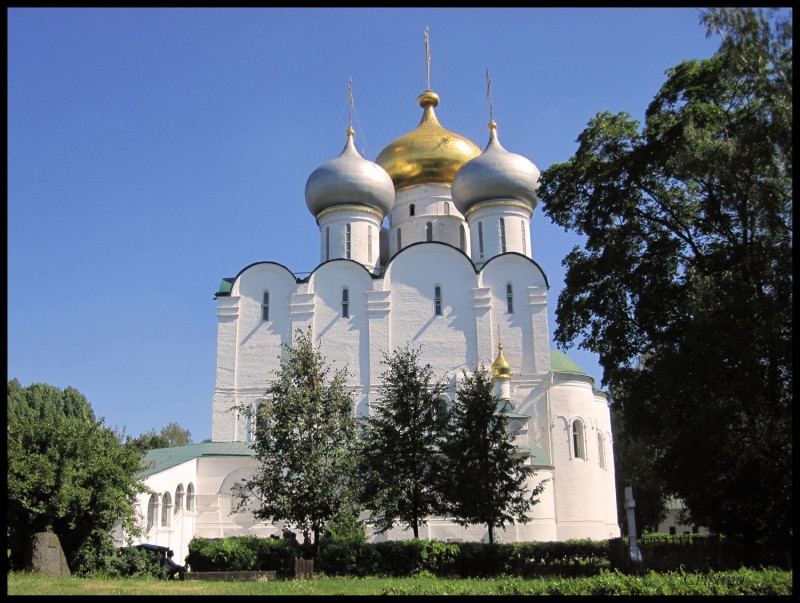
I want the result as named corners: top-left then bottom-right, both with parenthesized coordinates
top-left (491, 342), bottom-right (512, 380)
top-left (376, 90), bottom-right (481, 191)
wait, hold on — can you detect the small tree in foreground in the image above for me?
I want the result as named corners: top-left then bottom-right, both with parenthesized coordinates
top-left (440, 366), bottom-right (544, 543)
top-left (357, 345), bottom-right (449, 538)
top-left (234, 328), bottom-right (359, 556)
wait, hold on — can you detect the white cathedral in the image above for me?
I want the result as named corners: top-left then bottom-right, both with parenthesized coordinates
top-left (124, 76), bottom-right (620, 563)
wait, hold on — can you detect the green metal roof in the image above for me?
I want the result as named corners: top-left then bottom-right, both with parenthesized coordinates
top-left (504, 410), bottom-right (531, 420)
top-left (138, 441), bottom-right (256, 478)
top-left (215, 277), bottom-right (235, 297)
top-left (528, 441), bottom-right (552, 467)
top-left (549, 349), bottom-right (588, 376)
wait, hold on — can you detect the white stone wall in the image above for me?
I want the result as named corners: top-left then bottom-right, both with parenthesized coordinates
top-left (132, 461), bottom-right (199, 564)
top-left (593, 389), bottom-right (621, 536)
top-left (135, 455), bottom-right (281, 564)
top-left (549, 374), bottom-right (620, 540)
top-left (208, 237), bottom-right (619, 542)
top-left (212, 262), bottom-right (296, 442)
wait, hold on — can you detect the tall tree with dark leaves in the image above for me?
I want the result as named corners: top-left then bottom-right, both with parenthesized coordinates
top-left (439, 366), bottom-right (544, 543)
top-left (7, 379), bottom-right (148, 574)
top-left (538, 8), bottom-right (791, 542)
top-left (357, 345), bottom-right (449, 538)
top-left (234, 328), bottom-right (359, 555)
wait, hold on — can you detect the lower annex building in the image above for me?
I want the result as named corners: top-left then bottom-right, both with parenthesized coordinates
top-left (122, 72), bottom-right (620, 563)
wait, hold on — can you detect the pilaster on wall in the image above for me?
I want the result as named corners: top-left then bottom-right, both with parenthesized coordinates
top-left (215, 296), bottom-right (240, 390)
top-left (472, 287), bottom-right (492, 368)
top-left (211, 393), bottom-right (238, 442)
top-left (289, 292), bottom-right (315, 337)
top-left (366, 290), bottom-right (391, 399)
top-left (527, 286), bottom-right (549, 374)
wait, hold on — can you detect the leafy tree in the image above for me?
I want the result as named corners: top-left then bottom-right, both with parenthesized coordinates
top-left (234, 328), bottom-right (359, 555)
top-left (129, 422), bottom-right (192, 451)
top-left (324, 507), bottom-right (368, 544)
top-left (357, 345), bottom-right (449, 538)
top-left (7, 379), bottom-right (149, 574)
top-left (538, 8), bottom-right (791, 542)
top-left (610, 401), bottom-right (667, 534)
top-left (439, 366), bottom-right (545, 543)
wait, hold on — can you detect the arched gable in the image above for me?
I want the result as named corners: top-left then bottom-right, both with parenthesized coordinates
top-left (479, 253), bottom-right (550, 374)
top-left (230, 261), bottom-right (298, 298)
top-left (382, 243), bottom-right (480, 376)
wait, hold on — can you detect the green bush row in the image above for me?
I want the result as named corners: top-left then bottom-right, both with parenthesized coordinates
top-left (611, 534), bottom-right (793, 572)
top-left (187, 537), bottom-right (611, 578)
top-left (186, 536), bottom-right (299, 578)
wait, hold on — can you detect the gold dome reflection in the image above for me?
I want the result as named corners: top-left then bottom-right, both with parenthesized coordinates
top-left (376, 90), bottom-right (481, 191)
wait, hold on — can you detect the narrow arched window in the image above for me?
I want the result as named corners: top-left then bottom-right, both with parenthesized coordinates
top-left (345, 224), bottom-right (352, 259)
top-left (426, 221), bottom-right (433, 242)
top-left (186, 483), bottom-right (195, 512)
top-left (342, 288), bottom-right (349, 318)
top-left (521, 220), bottom-right (527, 256)
top-left (325, 226), bottom-right (330, 261)
top-left (459, 225), bottom-right (466, 251)
top-left (506, 283), bottom-right (514, 314)
top-left (397, 228), bottom-right (402, 251)
top-left (444, 202), bottom-right (450, 215)
top-left (161, 492), bottom-right (172, 527)
top-left (410, 204), bottom-right (415, 216)
top-left (147, 494), bottom-right (158, 532)
top-left (598, 432), bottom-right (606, 469)
top-left (572, 419), bottom-right (586, 460)
top-left (478, 222), bottom-right (484, 259)
top-left (434, 286), bottom-right (442, 316)
top-left (175, 485), bottom-right (185, 513)
top-left (262, 291), bottom-right (270, 321)
top-left (499, 218), bottom-right (507, 253)
top-left (368, 225), bottom-right (373, 262)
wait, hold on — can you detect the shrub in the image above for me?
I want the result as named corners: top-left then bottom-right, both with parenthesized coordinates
top-left (98, 546), bottom-right (165, 579)
top-left (186, 536), bottom-right (296, 577)
top-left (317, 539), bottom-right (382, 577)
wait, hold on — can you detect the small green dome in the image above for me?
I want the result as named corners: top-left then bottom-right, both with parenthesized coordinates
top-left (549, 350), bottom-right (587, 376)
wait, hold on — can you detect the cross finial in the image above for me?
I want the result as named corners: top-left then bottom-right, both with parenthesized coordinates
top-left (347, 77), bottom-right (354, 135)
top-left (424, 26), bottom-right (431, 90)
top-left (486, 69), bottom-right (494, 123)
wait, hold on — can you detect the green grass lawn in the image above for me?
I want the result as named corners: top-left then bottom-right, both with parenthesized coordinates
top-left (7, 568), bottom-right (793, 596)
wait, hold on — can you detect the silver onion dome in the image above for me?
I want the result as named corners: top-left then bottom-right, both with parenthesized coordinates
top-left (451, 120), bottom-right (540, 216)
top-left (305, 128), bottom-right (395, 219)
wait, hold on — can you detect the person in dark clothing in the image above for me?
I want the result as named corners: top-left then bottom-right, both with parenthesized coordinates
top-left (164, 549), bottom-right (186, 581)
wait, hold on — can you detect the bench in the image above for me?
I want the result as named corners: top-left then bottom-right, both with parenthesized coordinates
top-left (184, 570), bottom-right (277, 581)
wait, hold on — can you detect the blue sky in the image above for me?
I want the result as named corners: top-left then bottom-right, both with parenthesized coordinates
top-left (8, 8), bottom-right (720, 443)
